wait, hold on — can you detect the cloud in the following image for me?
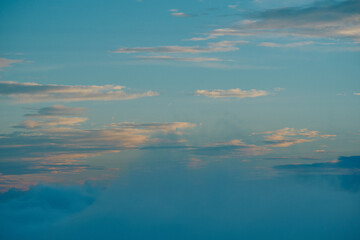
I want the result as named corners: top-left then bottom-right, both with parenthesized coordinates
top-left (201, 0), bottom-right (360, 44)
top-left (0, 107), bottom-right (196, 191)
top-left (169, 9), bottom-right (194, 17)
top-left (195, 88), bottom-right (268, 98)
top-left (191, 139), bottom-right (271, 158)
top-left (0, 58), bottom-right (23, 70)
top-left (258, 41), bottom-right (314, 48)
top-left (136, 55), bottom-right (225, 62)
top-left (275, 156), bottom-right (360, 173)
top-left (253, 128), bottom-right (336, 147)
top-left (274, 156), bottom-right (360, 192)
top-left (25, 105), bottom-right (85, 117)
top-left (113, 41), bottom-right (246, 54)
top-left (106, 122), bottom-right (196, 135)
top-left (13, 105), bottom-right (88, 129)
top-left (354, 93), bottom-right (360, 95)
top-left (14, 117), bottom-right (87, 129)
top-left (0, 81), bottom-right (158, 103)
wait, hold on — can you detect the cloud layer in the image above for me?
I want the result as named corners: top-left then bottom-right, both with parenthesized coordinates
top-left (0, 106), bottom-right (196, 191)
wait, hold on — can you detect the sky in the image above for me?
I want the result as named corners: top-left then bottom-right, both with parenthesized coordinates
top-left (0, 0), bottom-right (360, 239)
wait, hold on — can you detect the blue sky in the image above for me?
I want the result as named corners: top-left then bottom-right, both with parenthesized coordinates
top-left (0, 0), bottom-right (360, 239)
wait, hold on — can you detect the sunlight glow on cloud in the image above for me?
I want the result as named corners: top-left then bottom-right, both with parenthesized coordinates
top-left (0, 81), bottom-right (159, 103)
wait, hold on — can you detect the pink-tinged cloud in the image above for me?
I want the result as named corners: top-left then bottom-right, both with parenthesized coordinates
top-left (195, 88), bottom-right (268, 98)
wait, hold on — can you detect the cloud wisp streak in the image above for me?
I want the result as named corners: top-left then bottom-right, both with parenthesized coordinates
top-left (0, 81), bottom-right (159, 103)
top-left (169, 9), bottom-right (190, 17)
top-left (113, 41), bottom-right (247, 54)
top-left (195, 88), bottom-right (269, 98)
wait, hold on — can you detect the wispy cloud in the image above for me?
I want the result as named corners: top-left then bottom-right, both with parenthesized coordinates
top-left (191, 139), bottom-right (271, 158)
top-left (253, 128), bottom-right (336, 147)
top-left (13, 117), bottom-right (87, 129)
top-left (13, 105), bottom-right (87, 129)
top-left (258, 41), bottom-right (314, 48)
top-left (195, 88), bottom-right (268, 98)
top-left (275, 156), bottom-right (360, 175)
top-left (113, 40), bottom-right (247, 54)
top-left (136, 55), bottom-right (225, 62)
top-left (25, 105), bottom-right (85, 117)
top-left (0, 81), bottom-right (158, 103)
top-left (0, 58), bottom-right (23, 70)
top-left (199, 0), bottom-right (360, 46)
top-left (170, 9), bottom-right (190, 17)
